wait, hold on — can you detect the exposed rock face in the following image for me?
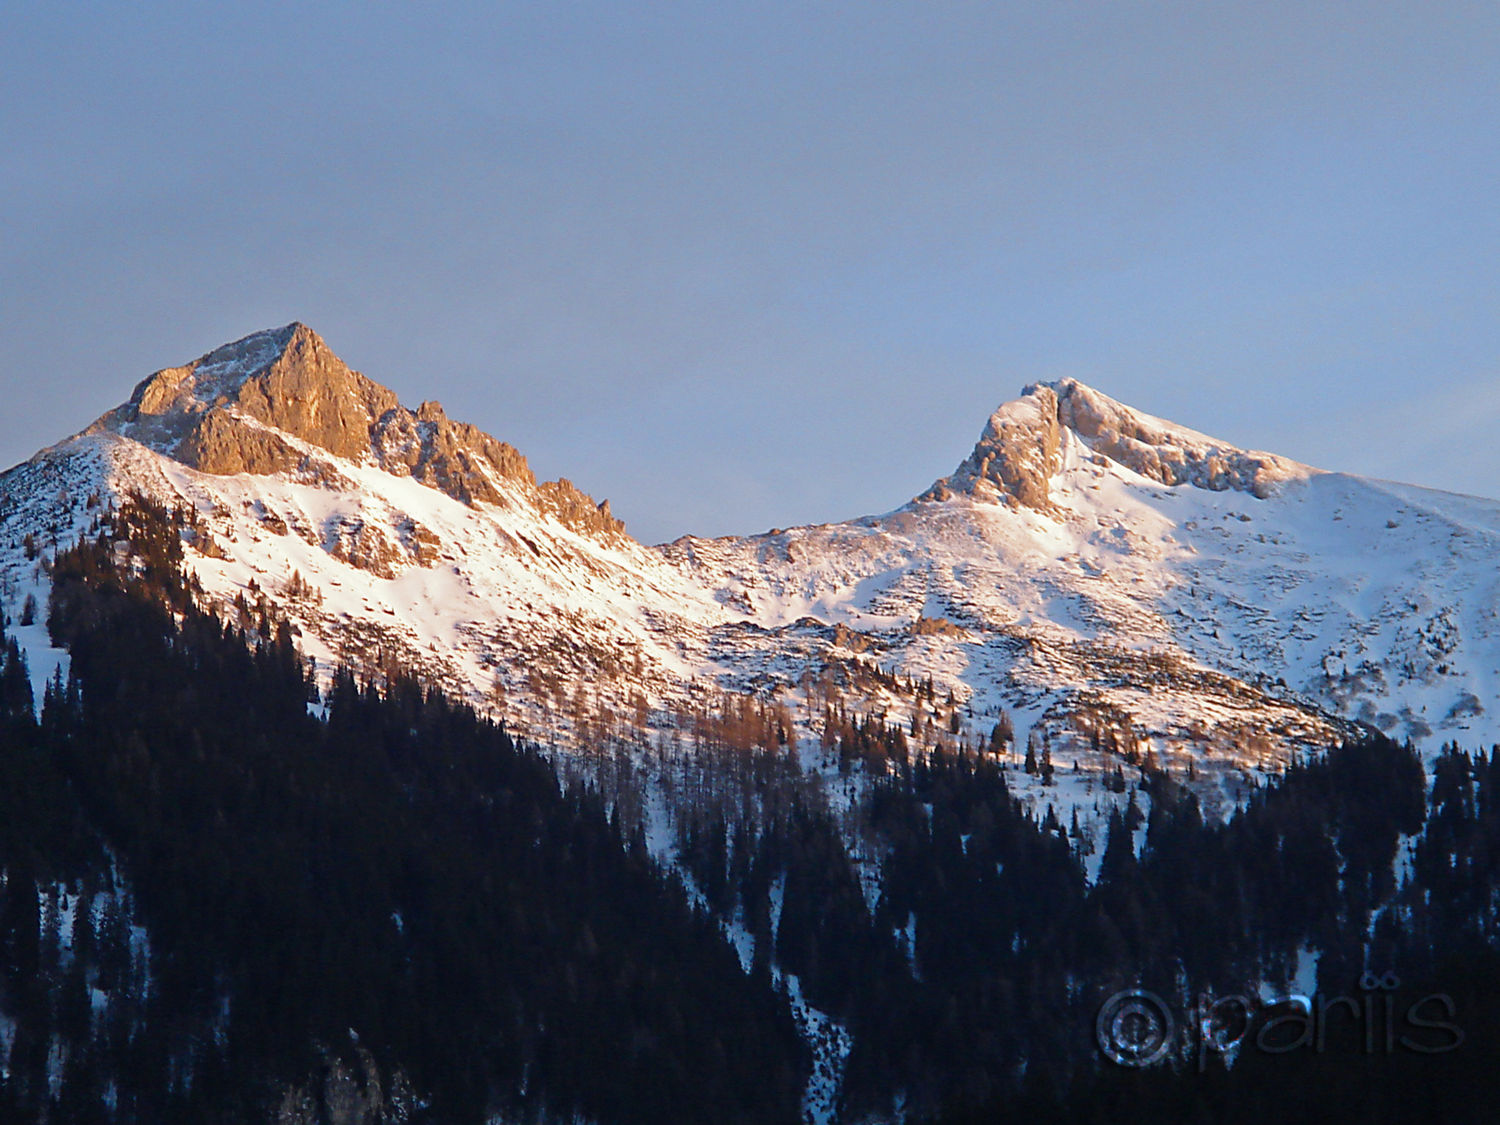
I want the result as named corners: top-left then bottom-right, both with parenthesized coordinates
top-left (93, 323), bottom-right (395, 469)
top-left (273, 1045), bottom-right (418, 1125)
top-left (218, 323), bottom-right (398, 463)
top-left (922, 383), bottom-right (1065, 510)
top-left (88, 323), bottom-right (625, 539)
top-left (322, 514), bottom-right (443, 580)
top-left (370, 397), bottom-right (534, 507)
top-left (1050, 378), bottom-right (1302, 498)
top-left (178, 409), bottom-right (305, 477)
top-left (923, 378), bottom-right (1308, 510)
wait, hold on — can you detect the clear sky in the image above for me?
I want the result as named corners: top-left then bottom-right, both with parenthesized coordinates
top-left (4, 3), bottom-right (1498, 544)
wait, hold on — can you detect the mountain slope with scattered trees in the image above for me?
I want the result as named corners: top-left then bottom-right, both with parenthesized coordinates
top-left (2, 496), bottom-right (1499, 1123)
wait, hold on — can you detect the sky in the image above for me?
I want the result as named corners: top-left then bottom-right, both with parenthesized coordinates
top-left (3, 3), bottom-right (1499, 544)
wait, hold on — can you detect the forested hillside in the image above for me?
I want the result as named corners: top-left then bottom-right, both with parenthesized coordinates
top-left (1, 498), bottom-right (1498, 1123)
top-left (0, 497), bottom-right (805, 1124)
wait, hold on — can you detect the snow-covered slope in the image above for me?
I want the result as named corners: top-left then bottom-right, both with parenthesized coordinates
top-left (1, 325), bottom-right (732, 742)
top-left (677, 407), bottom-right (1500, 772)
top-left (3, 325), bottom-right (1495, 792)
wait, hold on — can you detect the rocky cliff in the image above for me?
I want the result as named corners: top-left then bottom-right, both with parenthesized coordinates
top-left (923, 378), bottom-right (1307, 509)
top-left (88, 323), bottom-right (623, 538)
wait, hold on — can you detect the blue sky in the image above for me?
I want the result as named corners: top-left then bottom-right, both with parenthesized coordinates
top-left (4, 3), bottom-right (1498, 543)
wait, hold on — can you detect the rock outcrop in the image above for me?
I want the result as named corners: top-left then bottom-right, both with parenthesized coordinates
top-left (273, 1044), bottom-right (418, 1125)
top-left (922, 383), bottom-right (1066, 509)
top-left (923, 378), bottom-right (1309, 510)
top-left (1050, 378), bottom-right (1303, 498)
top-left (88, 323), bottom-right (626, 539)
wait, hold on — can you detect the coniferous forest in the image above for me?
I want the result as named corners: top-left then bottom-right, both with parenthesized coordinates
top-left (1, 497), bottom-right (1498, 1123)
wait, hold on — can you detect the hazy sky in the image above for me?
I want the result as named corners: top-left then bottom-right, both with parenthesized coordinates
top-left (4, 3), bottom-right (1499, 543)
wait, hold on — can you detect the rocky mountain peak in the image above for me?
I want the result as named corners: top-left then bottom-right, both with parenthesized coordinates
top-left (91, 322), bottom-right (393, 462)
top-left (86, 324), bottom-right (626, 539)
top-left (922, 378), bottom-right (1311, 510)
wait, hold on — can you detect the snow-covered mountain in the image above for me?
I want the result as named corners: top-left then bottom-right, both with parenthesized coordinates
top-left (4, 324), bottom-right (1496, 796)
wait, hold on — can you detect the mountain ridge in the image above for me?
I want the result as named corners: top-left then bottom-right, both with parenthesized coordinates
top-left (920, 377), bottom-right (1312, 511)
top-left (82, 322), bottom-right (624, 539)
top-left (3, 324), bottom-right (1496, 821)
